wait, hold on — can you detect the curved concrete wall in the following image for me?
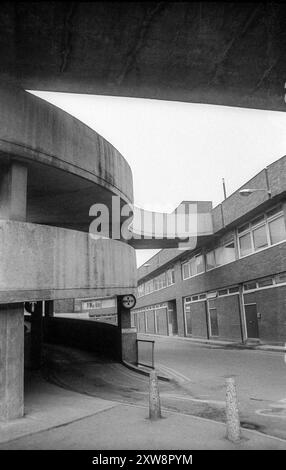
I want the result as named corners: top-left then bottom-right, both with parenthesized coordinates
top-left (0, 220), bottom-right (137, 303)
top-left (0, 82), bottom-right (133, 203)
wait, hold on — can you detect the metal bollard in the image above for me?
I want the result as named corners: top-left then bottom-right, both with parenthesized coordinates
top-left (149, 369), bottom-right (162, 420)
top-left (225, 376), bottom-right (241, 442)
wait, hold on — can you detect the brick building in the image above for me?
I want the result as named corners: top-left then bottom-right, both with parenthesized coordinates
top-left (132, 155), bottom-right (286, 345)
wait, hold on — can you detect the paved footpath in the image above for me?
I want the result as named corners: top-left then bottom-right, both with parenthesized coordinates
top-left (0, 374), bottom-right (286, 450)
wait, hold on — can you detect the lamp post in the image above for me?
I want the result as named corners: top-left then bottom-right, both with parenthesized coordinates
top-left (239, 188), bottom-right (271, 198)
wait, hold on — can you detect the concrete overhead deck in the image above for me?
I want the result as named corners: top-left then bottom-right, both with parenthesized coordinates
top-left (1, 2), bottom-right (286, 112)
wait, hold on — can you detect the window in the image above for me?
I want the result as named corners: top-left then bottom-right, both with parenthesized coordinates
top-left (182, 253), bottom-right (205, 279)
top-left (218, 289), bottom-right (228, 296)
top-left (153, 277), bottom-right (159, 291)
top-left (269, 216), bottom-right (286, 245)
top-left (206, 240), bottom-right (236, 271)
top-left (195, 254), bottom-right (205, 274)
top-left (223, 241), bottom-right (236, 263)
top-left (253, 225), bottom-right (268, 250)
top-left (257, 277), bottom-right (273, 288)
top-left (189, 258), bottom-right (197, 276)
top-left (228, 286), bottom-right (239, 293)
top-left (206, 250), bottom-right (216, 270)
top-left (244, 281), bottom-right (257, 291)
top-left (160, 273), bottom-right (167, 289)
top-left (244, 273), bottom-right (286, 291)
top-left (182, 263), bottom-right (190, 280)
top-left (238, 209), bottom-right (286, 258)
top-left (156, 274), bottom-right (161, 290)
top-left (214, 247), bottom-right (223, 266)
top-left (275, 272), bottom-right (286, 284)
top-left (166, 268), bottom-right (175, 286)
top-left (218, 286), bottom-right (239, 296)
top-left (215, 242), bottom-right (235, 266)
top-left (139, 267), bottom-right (175, 297)
top-left (206, 291), bottom-right (217, 299)
top-left (138, 284), bottom-right (145, 297)
top-left (239, 232), bottom-right (252, 256)
top-left (145, 280), bottom-right (153, 294)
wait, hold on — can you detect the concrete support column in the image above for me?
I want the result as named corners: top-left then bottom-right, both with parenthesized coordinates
top-left (30, 302), bottom-right (43, 370)
top-left (175, 295), bottom-right (185, 337)
top-left (117, 296), bottom-right (137, 364)
top-left (0, 160), bottom-right (28, 221)
top-left (44, 300), bottom-right (54, 318)
top-left (0, 303), bottom-right (24, 420)
top-left (0, 161), bottom-right (27, 420)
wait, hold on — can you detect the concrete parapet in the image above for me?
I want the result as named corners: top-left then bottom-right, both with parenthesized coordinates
top-left (0, 220), bottom-right (136, 303)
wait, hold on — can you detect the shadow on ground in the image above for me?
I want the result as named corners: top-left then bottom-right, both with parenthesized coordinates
top-left (41, 343), bottom-right (226, 423)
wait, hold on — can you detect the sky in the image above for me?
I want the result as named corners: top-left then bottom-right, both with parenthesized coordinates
top-left (29, 90), bottom-right (286, 267)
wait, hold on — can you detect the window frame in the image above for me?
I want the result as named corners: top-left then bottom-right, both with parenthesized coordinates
top-left (237, 208), bottom-right (286, 259)
top-left (182, 253), bottom-right (205, 280)
top-left (206, 238), bottom-right (236, 272)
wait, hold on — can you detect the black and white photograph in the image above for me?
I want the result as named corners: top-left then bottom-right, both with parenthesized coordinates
top-left (0, 0), bottom-right (286, 461)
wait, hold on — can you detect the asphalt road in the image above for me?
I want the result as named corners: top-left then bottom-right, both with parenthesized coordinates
top-left (138, 335), bottom-right (286, 439)
top-left (39, 337), bottom-right (286, 441)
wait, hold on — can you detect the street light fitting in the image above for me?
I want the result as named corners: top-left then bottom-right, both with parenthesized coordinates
top-left (239, 188), bottom-right (271, 197)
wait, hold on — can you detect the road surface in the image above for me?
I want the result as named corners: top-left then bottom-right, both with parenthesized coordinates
top-left (138, 335), bottom-right (286, 440)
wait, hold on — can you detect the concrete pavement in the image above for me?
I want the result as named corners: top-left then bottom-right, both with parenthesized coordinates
top-left (0, 372), bottom-right (116, 445)
top-left (0, 371), bottom-right (286, 450)
top-left (140, 332), bottom-right (286, 353)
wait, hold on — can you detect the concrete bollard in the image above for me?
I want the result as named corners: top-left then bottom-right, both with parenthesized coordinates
top-left (149, 369), bottom-right (162, 420)
top-left (225, 376), bottom-right (241, 442)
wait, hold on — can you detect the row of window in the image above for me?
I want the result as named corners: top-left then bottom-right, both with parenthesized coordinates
top-left (132, 304), bottom-right (170, 336)
top-left (243, 271), bottom-right (286, 291)
top-left (238, 207), bottom-right (285, 257)
top-left (137, 206), bottom-right (286, 295)
top-left (183, 271), bottom-right (286, 307)
top-left (182, 206), bottom-right (286, 280)
top-left (184, 286), bottom-right (240, 304)
top-left (82, 298), bottom-right (116, 310)
top-left (182, 240), bottom-right (236, 279)
top-left (182, 253), bottom-right (204, 279)
top-left (137, 268), bottom-right (175, 297)
top-left (133, 303), bottom-right (168, 315)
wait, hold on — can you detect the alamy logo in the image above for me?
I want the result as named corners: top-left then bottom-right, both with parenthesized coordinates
top-left (88, 197), bottom-right (205, 250)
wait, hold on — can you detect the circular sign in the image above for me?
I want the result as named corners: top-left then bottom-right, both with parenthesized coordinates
top-left (121, 294), bottom-right (136, 309)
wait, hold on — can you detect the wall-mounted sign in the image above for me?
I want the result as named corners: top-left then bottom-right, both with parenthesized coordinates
top-left (121, 294), bottom-right (136, 310)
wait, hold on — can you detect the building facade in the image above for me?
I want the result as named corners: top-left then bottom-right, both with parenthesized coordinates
top-left (133, 156), bottom-right (286, 345)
